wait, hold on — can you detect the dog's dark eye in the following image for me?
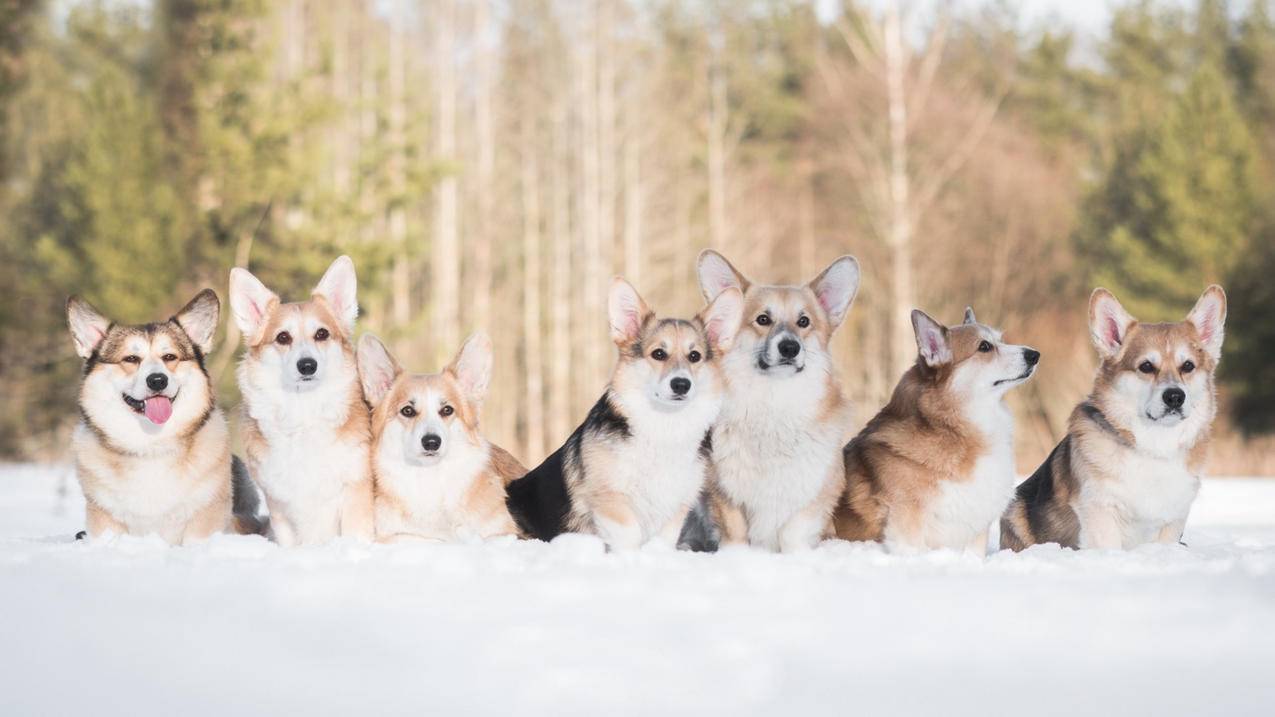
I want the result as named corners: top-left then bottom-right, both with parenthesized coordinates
top-left (122, 355), bottom-right (141, 364)
top-left (162, 353), bottom-right (178, 363)
top-left (756, 314), bottom-right (771, 326)
top-left (978, 341), bottom-right (993, 353)
top-left (796, 316), bottom-right (810, 329)
top-left (651, 348), bottom-right (668, 361)
top-left (1138, 361), bottom-right (1156, 374)
top-left (439, 405), bottom-right (455, 417)
top-left (275, 331), bottom-right (292, 345)
top-left (688, 350), bottom-right (702, 363)
top-left (400, 405), bottom-right (417, 418)
top-left (1181, 360), bottom-right (1195, 374)
top-left (314, 328), bottom-right (329, 341)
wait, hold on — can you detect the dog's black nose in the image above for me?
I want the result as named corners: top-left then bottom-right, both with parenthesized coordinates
top-left (1023, 349), bottom-right (1041, 366)
top-left (146, 373), bottom-right (168, 392)
top-left (422, 434), bottom-right (442, 452)
top-left (296, 358), bottom-right (318, 376)
top-left (670, 377), bottom-right (692, 396)
top-left (1163, 387), bottom-right (1186, 409)
top-left (777, 338), bottom-right (801, 359)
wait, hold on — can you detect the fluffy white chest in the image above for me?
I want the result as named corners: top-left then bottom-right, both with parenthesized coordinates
top-left (378, 441), bottom-right (489, 539)
top-left (921, 402), bottom-right (1017, 549)
top-left (604, 396), bottom-right (717, 539)
top-left (1079, 450), bottom-right (1199, 547)
top-left (713, 365), bottom-right (845, 545)
top-left (73, 423), bottom-right (221, 539)
top-left (246, 381), bottom-right (366, 540)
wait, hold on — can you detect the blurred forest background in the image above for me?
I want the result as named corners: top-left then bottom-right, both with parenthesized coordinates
top-left (1, 0), bottom-right (1274, 473)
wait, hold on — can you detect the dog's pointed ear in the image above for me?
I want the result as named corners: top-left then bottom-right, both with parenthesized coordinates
top-left (912, 309), bottom-right (952, 367)
top-left (697, 250), bottom-right (751, 302)
top-left (1088, 288), bottom-right (1136, 359)
top-left (1187, 285), bottom-right (1227, 361)
top-left (808, 255), bottom-right (860, 331)
top-left (963, 307), bottom-right (978, 325)
top-left (357, 334), bottom-right (401, 408)
top-left (608, 277), bottom-right (653, 347)
top-left (448, 332), bottom-right (494, 403)
top-left (67, 296), bottom-right (111, 359)
top-left (229, 267), bottom-right (279, 344)
top-left (313, 255), bottom-right (359, 334)
top-left (699, 287), bottom-right (744, 354)
top-left (174, 289), bottom-right (220, 355)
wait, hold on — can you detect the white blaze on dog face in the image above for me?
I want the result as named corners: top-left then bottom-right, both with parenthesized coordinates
top-left (365, 333), bottom-right (487, 469)
top-left (1096, 286), bottom-right (1227, 429)
top-left (232, 257), bottom-right (360, 394)
top-left (697, 250), bottom-right (859, 377)
top-left (69, 292), bottom-right (219, 443)
top-left (608, 277), bottom-right (734, 411)
top-left (913, 307), bottom-right (1040, 399)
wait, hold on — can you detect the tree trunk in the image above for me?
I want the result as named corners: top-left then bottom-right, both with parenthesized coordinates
top-left (389, 0), bottom-right (410, 332)
top-left (707, 50), bottom-right (729, 251)
top-left (472, 0), bottom-right (496, 334)
top-left (622, 84), bottom-right (643, 287)
top-left (433, 0), bottom-right (461, 359)
top-left (576, 7), bottom-right (603, 403)
top-left (520, 116), bottom-right (546, 464)
top-left (550, 98), bottom-right (573, 445)
top-left (884, 1), bottom-right (915, 381)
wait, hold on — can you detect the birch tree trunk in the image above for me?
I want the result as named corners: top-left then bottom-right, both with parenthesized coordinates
top-left (707, 48), bottom-right (729, 251)
top-left (884, 1), bottom-right (914, 381)
top-left (622, 84), bottom-right (643, 287)
top-left (388, 0), bottom-right (410, 332)
top-left (550, 97), bottom-right (573, 444)
top-left (433, 0), bottom-right (461, 359)
top-left (472, 0), bottom-right (496, 335)
top-left (576, 7), bottom-right (603, 403)
top-left (520, 116), bottom-right (546, 463)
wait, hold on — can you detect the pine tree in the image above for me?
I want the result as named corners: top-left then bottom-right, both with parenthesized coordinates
top-left (1081, 60), bottom-right (1257, 319)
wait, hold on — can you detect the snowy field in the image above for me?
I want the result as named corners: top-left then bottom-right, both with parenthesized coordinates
top-left (1, 464), bottom-right (1273, 716)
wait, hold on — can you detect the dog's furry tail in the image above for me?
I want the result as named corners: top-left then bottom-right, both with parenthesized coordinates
top-left (231, 455), bottom-right (269, 536)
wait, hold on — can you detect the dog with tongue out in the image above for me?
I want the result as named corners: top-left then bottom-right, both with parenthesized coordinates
top-left (66, 289), bottom-right (265, 544)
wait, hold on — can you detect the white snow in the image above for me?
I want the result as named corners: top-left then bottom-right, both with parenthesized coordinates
top-left (1, 463), bottom-right (1274, 716)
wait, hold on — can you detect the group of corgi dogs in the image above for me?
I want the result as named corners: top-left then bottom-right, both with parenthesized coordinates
top-left (65, 250), bottom-right (1228, 555)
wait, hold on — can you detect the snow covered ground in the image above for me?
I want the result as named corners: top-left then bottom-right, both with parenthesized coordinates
top-left (1, 464), bottom-right (1273, 716)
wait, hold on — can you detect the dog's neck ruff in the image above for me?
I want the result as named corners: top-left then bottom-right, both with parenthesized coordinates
top-left (1079, 401), bottom-right (1133, 449)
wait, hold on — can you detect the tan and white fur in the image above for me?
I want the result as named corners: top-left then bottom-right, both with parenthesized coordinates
top-left (696, 251), bottom-right (859, 552)
top-left (835, 308), bottom-right (1039, 555)
top-left (230, 256), bottom-right (375, 546)
top-left (68, 290), bottom-right (262, 543)
top-left (505, 278), bottom-right (743, 550)
top-left (359, 332), bottom-right (525, 543)
top-left (1001, 286), bottom-right (1227, 551)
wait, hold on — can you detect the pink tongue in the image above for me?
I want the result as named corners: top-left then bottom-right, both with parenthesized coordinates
top-left (143, 396), bottom-right (173, 425)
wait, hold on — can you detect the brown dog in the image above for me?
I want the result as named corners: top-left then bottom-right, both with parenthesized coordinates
top-left (1001, 286), bottom-right (1226, 551)
top-left (836, 308), bottom-right (1039, 554)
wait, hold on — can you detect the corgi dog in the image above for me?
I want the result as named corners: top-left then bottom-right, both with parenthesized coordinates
top-left (67, 290), bottom-right (262, 543)
top-left (695, 251), bottom-right (859, 552)
top-left (358, 332), bottom-right (525, 542)
top-left (229, 256), bottom-right (375, 545)
top-left (505, 278), bottom-right (743, 550)
top-left (835, 308), bottom-right (1040, 554)
top-left (1001, 286), bottom-right (1226, 551)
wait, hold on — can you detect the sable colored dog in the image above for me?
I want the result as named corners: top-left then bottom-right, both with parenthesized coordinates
top-left (229, 256), bottom-right (375, 545)
top-left (1001, 286), bottom-right (1227, 551)
top-left (696, 251), bottom-right (859, 552)
top-left (67, 290), bottom-right (262, 543)
top-left (358, 332), bottom-right (525, 542)
top-left (835, 308), bottom-right (1039, 554)
top-left (505, 278), bottom-right (743, 550)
